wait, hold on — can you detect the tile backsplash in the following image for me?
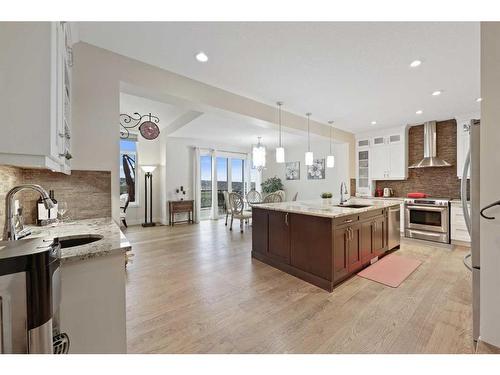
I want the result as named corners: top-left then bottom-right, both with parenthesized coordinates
top-left (375, 119), bottom-right (467, 199)
top-left (0, 166), bottom-right (111, 235)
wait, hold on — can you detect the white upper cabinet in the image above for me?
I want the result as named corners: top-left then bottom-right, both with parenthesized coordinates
top-left (366, 129), bottom-right (407, 181)
top-left (0, 22), bottom-right (73, 174)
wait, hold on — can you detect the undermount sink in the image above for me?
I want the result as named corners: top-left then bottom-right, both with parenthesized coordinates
top-left (59, 234), bottom-right (103, 249)
top-left (333, 204), bottom-right (372, 209)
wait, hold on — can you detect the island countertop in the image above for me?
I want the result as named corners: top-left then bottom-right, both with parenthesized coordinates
top-left (254, 198), bottom-right (400, 219)
top-left (26, 217), bottom-right (131, 264)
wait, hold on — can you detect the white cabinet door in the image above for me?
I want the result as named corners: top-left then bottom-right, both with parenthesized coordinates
top-left (370, 145), bottom-right (388, 180)
top-left (388, 143), bottom-right (405, 179)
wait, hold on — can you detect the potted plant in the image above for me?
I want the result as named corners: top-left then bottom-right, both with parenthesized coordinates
top-left (261, 176), bottom-right (284, 194)
top-left (321, 192), bottom-right (333, 204)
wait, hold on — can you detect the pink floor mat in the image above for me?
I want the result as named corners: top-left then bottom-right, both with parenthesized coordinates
top-left (357, 254), bottom-right (422, 288)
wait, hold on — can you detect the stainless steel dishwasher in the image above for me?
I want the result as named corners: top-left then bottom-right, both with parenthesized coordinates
top-left (388, 204), bottom-right (401, 250)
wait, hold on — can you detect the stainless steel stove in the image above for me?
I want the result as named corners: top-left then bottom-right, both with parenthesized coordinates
top-left (404, 197), bottom-right (451, 243)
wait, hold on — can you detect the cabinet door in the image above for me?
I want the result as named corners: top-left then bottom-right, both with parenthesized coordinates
top-left (388, 143), bottom-right (405, 179)
top-left (348, 224), bottom-right (363, 272)
top-left (252, 208), bottom-right (268, 255)
top-left (333, 227), bottom-right (349, 281)
top-left (290, 214), bottom-right (332, 280)
top-left (268, 211), bottom-right (290, 263)
top-left (370, 145), bottom-right (388, 180)
top-left (360, 221), bottom-right (374, 263)
top-left (372, 215), bottom-right (387, 256)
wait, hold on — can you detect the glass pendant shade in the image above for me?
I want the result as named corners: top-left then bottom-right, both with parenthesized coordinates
top-left (327, 155), bottom-right (335, 168)
top-left (304, 113), bottom-right (313, 166)
top-left (305, 151), bottom-right (314, 166)
top-left (252, 138), bottom-right (266, 170)
top-left (276, 147), bottom-right (285, 163)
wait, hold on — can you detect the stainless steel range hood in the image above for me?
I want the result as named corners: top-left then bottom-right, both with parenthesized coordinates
top-left (409, 121), bottom-right (452, 168)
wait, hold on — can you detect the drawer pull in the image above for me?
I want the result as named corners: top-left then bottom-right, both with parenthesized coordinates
top-left (343, 219), bottom-right (353, 224)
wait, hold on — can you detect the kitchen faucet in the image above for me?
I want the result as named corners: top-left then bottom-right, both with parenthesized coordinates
top-left (340, 181), bottom-right (349, 205)
top-left (3, 184), bottom-right (55, 241)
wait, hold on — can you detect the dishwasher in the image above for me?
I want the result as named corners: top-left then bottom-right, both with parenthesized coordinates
top-left (388, 205), bottom-right (401, 250)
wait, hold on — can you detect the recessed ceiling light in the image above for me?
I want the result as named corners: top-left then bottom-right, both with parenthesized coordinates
top-left (371, 121), bottom-right (377, 125)
top-left (432, 90), bottom-right (442, 96)
top-left (410, 60), bottom-right (422, 68)
top-left (476, 97), bottom-right (483, 102)
top-left (416, 110), bottom-right (423, 115)
top-left (195, 51), bottom-right (208, 62)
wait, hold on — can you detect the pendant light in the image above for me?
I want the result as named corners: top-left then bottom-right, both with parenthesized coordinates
top-left (252, 136), bottom-right (266, 171)
top-left (305, 113), bottom-right (313, 166)
top-left (327, 120), bottom-right (335, 168)
top-left (275, 101), bottom-right (285, 163)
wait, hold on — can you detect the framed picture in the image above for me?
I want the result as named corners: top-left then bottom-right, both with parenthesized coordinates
top-left (285, 161), bottom-right (300, 180)
top-left (307, 159), bottom-right (325, 180)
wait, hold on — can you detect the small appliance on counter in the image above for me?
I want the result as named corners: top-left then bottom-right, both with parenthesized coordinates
top-left (375, 187), bottom-right (384, 197)
top-left (0, 238), bottom-right (69, 354)
top-left (383, 188), bottom-right (394, 197)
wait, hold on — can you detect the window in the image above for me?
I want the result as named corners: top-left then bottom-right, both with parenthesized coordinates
top-left (231, 158), bottom-right (244, 195)
top-left (216, 157), bottom-right (228, 215)
top-left (200, 155), bottom-right (212, 213)
top-left (120, 138), bottom-right (138, 204)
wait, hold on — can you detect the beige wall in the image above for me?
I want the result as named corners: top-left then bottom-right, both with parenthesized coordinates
top-left (71, 42), bottom-right (356, 222)
top-left (263, 140), bottom-right (350, 201)
top-left (480, 22), bottom-right (500, 347)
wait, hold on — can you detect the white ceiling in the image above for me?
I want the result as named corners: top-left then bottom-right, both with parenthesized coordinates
top-left (169, 110), bottom-right (310, 148)
top-left (82, 22), bottom-right (480, 133)
top-left (120, 92), bottom-right (327, 148)
top-left (120, 93), bottom-right (185, 130)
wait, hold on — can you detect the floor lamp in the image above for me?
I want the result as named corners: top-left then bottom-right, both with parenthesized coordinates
top-left (141, 165), bottom-right (156, 227)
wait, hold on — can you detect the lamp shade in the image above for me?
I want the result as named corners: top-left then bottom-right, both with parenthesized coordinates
top-left (275, 147), bottom-right (285, 163)
top-left (305, 151), bottom-right (314, 166)
top-left (141, 165), bottom-right (157, 173)
top-left (327, 155), bottom-right (335, 168)
top-left (252, 138), bottom-right (266, 170)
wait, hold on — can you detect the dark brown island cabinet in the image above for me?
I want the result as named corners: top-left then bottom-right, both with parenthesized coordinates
top-left (251, 206), bottom-right (394, 292)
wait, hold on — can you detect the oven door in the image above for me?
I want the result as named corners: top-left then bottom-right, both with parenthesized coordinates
top-left (405, 204), bottom-right (449, 234)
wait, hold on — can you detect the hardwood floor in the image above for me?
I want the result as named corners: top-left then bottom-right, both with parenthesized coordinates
top-left (123, 220), bottom-right (474, 354)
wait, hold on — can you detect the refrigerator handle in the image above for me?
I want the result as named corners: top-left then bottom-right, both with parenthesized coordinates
top-left (461, 149), bottom-right (472, 234)
top-left (480, 200), bottom-right (500, 220)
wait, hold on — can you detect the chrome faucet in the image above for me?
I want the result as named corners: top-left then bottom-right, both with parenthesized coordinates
top-left (340, 181), bottom-right (349, 205)
top-left (3, 184), bottom-right (55, 241)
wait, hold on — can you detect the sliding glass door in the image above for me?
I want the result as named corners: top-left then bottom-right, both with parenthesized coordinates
top-left (200, 154), bottom-right (212, 220)
top-left (198, 152), bottom-right (250, 220)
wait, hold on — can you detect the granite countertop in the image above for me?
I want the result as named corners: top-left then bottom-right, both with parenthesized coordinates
top-left (355, 196), bottom-right (406, 201)
top-left (254, 199), bottom-right (400, 219)
top-left (26, 217), bottom-right (131, 264)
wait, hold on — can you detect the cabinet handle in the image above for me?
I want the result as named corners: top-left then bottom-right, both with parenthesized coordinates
top-left (343, 219), bottom-right (353, 224)
top-left (284, 213), bottom-right (289, 226)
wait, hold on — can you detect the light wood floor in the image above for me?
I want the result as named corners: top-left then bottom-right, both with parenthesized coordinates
top-left (123, 220), bottom-right (474, 354)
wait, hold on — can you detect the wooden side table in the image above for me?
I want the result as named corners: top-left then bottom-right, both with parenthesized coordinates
top-left (168, 200), bottom-right (194, 226)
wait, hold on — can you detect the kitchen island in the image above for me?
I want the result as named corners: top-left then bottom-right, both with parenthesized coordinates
top-left (252, 199), bottom-right (400, 292)
top-left (27, 218), bottom-right (131, 353)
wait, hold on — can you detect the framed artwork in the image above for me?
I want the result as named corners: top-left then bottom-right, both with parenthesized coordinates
top-left (307, 158), bottom-right (325, 180)
top-left (285, 161), bottom-right (300, 180)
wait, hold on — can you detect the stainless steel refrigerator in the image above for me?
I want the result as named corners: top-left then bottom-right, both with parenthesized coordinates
top-left (461, 119), bottom-right (480, 343)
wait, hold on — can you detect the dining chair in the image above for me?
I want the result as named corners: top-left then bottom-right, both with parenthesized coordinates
top-left (246, 190), bottom-right (262, 207)
top-left (119, 193), bottom-right (130, 228)
top-left (262, 192), bottom-right (283, 203)
top-left (228, 192), bottom-right (252, 232)
top-left (275, 190), bottom-right (286, 201)
top-left (223, 191), bottom-right (232, 226)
